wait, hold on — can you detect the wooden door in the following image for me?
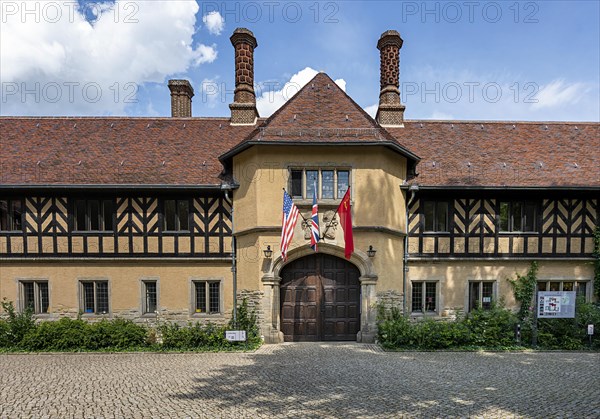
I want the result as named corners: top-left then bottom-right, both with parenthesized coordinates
top-left (280, 254), bottom-right (360, 341)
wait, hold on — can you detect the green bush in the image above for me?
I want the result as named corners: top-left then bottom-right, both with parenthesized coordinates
top-left (412, 318), bottom-right (470, 349)
top-left (0, 319), bottom-right (11, 348)
top-left (160, 299), bottom-right (262, 350)
top-left (377, 307), bottom-right (470, 349)
top-left (378, 303), bottom-right (522, 350)
top-left (1, 299), bottom-right (36, 347)
top-left (21, 318), bottom-right (88, 351)
top-left (464, 304), bottom-right (519, 347)
top-left (87, 319), bottom-right (148, 350)
top-left (378, 298), bottom-right (600, 351)
top-left (524, 298), bottom-right (600, 350)
top-left (159, 322), bottom-right (230, 350)
top-left (377, 306), bottom-right (412, 348)
top-left (229, 298), bottom-right (262, 347)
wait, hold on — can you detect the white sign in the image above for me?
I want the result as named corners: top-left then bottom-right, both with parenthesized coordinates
top-left (225, 330), bottom-right (247, 342)
top-left (588, 324), bottom-right (595, 335)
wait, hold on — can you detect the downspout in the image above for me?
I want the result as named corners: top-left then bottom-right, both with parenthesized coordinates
top-left (223, 188), bottom-right (237, 326)
top-left (403, 184), bottom-right (419, 316)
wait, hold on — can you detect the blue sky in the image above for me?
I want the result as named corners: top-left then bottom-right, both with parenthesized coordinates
top-left (1, 1), bottom-right (599, 121)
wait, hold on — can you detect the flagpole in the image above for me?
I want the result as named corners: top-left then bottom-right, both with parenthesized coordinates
top-left (321, 187), bottom-right (350, 239)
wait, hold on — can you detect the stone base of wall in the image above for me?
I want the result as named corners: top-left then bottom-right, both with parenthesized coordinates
top-left (376, 289), bottom-right (404, 315)
top-left (236, 289), bottom-right (264, 328)
top-left (25, 308), bottom-right (231, 327)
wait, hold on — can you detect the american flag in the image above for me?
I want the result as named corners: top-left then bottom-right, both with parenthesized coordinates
top-left (310, 181), bottom-right (320, 251)
top-left (280, 190), bottom-right (299, 261)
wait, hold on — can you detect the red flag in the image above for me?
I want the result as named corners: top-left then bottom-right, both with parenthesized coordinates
top-left (337, 187), bottom-right (353, 259)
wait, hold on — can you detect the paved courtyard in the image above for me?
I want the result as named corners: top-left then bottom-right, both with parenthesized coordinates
top-left (0, 343), bottom-right (598, 418)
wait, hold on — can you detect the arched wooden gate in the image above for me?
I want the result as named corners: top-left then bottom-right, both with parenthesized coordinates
top-left (280, 254), bottom-right (360, 341)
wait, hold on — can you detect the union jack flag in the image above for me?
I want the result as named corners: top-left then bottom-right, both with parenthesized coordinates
top-left (280, 190), bottom-right (299, 261)
top-left (310, 181), bottom-right (320, 251)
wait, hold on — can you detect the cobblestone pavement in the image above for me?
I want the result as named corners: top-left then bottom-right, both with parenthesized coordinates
top-left (1, 344), bottom-right (599, 418)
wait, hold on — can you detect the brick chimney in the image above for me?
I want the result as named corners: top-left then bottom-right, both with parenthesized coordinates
top-left (376, 30), bottom-right (405, 127)
top-left (168, 80), bottom-right (194, 118)
top-left (229, 28), bottom-right (259, 125)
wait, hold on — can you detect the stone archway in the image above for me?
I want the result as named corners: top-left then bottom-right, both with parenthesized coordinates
top-left (261, 244), bottom-right (378, 343)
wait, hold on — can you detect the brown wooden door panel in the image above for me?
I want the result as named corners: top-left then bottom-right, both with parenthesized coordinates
top-left (281, 254), bottom-right (360, 342)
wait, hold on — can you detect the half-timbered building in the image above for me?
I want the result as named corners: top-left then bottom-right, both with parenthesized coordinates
top-left (1, 28), bottom-right (598, 342)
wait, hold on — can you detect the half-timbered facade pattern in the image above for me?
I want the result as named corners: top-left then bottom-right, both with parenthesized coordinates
top-left (0, 195), bottom-right (232, 257)
top-left (408, 196), bottom-right (598, 258)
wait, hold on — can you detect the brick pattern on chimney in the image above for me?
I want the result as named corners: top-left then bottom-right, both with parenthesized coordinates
top-left (376, 30), bottom-right (405, 127)
top-left (168, 80), bottom-right (194, 118)
top-left (230, 28), bottom-right (259, 125)
top-left (380, 45), bottom-right (400, 93)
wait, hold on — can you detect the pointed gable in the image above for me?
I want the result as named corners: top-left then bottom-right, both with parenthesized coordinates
top-left (220, 72), bottom-right (419, 165)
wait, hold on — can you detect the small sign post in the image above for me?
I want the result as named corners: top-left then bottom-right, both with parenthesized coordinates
top-left (588, 324), bottom-right (594, 346)
top-left (225, 330), bottom-right (247, 342)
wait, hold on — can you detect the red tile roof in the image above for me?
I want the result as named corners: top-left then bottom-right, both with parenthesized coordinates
top-left (220, 73), bottom-right (419, 164)
top-left (0, 117), bottom-right (258, 186)
top-left (388, 121), bottom-right (599, 188)
top-left (1, 74), bottom-right (598, 189)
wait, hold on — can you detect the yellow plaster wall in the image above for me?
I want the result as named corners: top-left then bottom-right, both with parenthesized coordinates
top-left (0, 261), bottom-right (233, 318)
top-left (408, 260), bottom-right (595, 312)
top-left (232, 145), bottom-right (407, 233)
top-left (232, 145), bottom-right (408, 293)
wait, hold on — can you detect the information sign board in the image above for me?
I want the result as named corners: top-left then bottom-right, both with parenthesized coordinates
top-left (537, 291), bottom-right (576, 318)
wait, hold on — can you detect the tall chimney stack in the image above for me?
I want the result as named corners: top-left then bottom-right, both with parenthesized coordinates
top-left (168, 80), bottom-right (194, 118)
top-left (376, 30), bottom-right (405, 127)
top-left (229, 28), bottom-right (259, 125)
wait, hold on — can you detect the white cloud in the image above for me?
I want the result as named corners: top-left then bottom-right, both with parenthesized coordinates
top-left (200, 78), bottom-right (221, 108)
top-left (0, 0), bottom-right (215, 116)
top-left (400, 65), bottom-right (599, 121)
top-left (364, 104), bottom-right (378, 118)
top-left (430, 111), bottom-right (454, 120)
top-left (202, 11), bottom-right (224, 36)
top-left (194, 44), bottom-right (218, 65)
top-left (256, 67), bottom-right (346, 117)
top-left (531, 79), bottom-right (589, 110)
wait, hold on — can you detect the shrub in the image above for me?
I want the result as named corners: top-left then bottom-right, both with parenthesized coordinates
top-left (0, 299), bottom-right (36, 348)
top-left (21, 318), bottom-right (88, 351)
top-left (159, 322), bottom-right (230, 350)
top-left (229, 298), bottom-right (261, 347)
top-left (464, 303), bottom-right (519, 347)
top-left (507, 261), bottom-right (539, 321)
top-left (0, 319), bottom-right (11, 348)
top-left (159, 299), bottom-right (262, 351)
top-left (377, 306), bottom-right (413, 349)
top-left (528, 298), bottom-right (600, 350)
top-left (86, 319), bottom-right (148, 350)
top-left (378, 302), bottom-right (522, 350)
